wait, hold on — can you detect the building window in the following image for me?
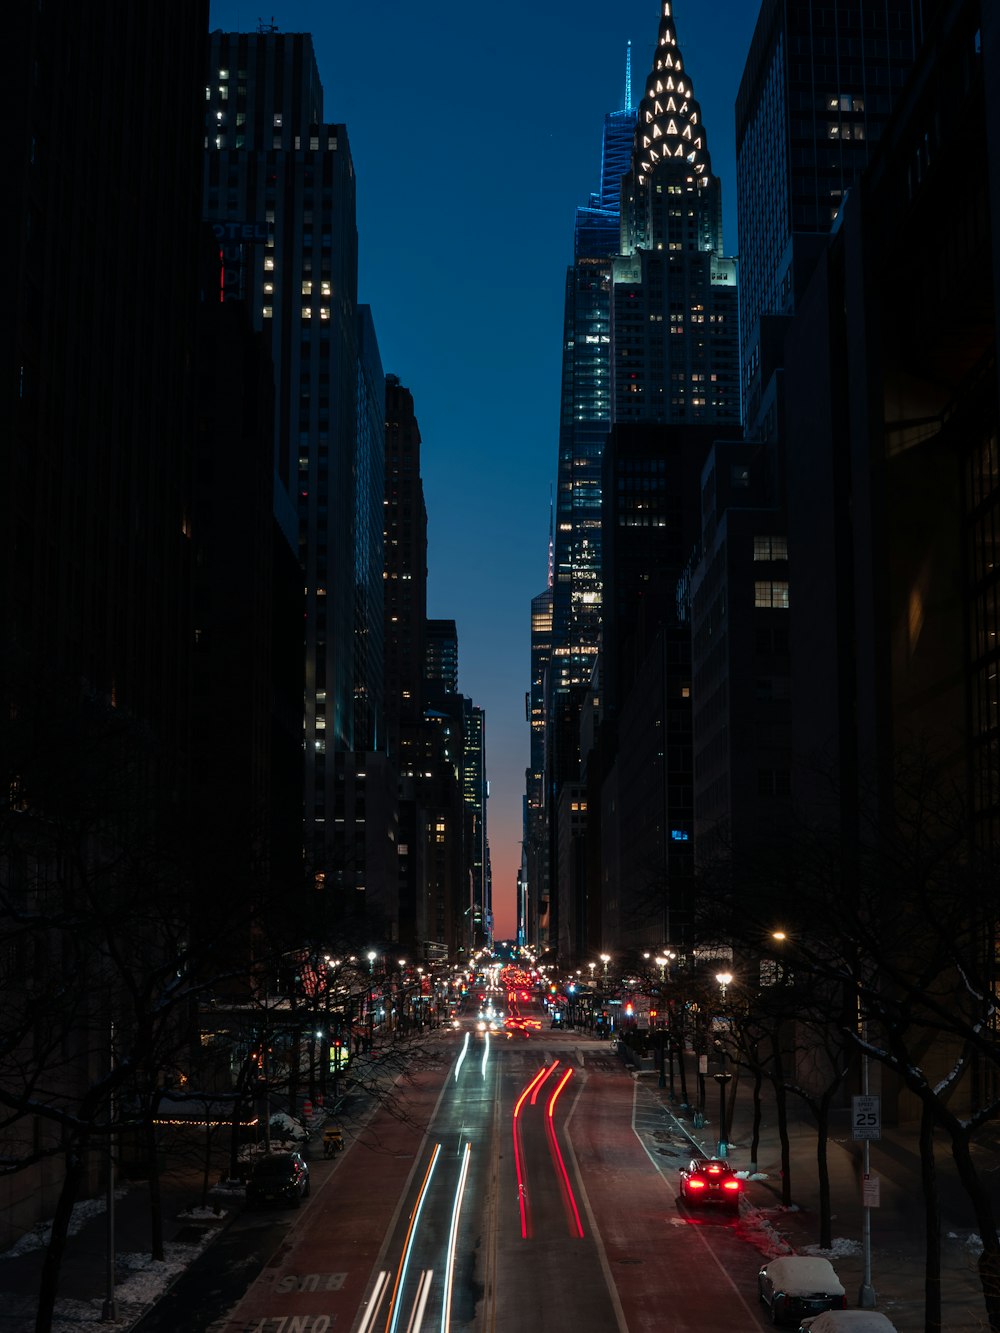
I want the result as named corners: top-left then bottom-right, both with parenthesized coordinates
top-left (755, 581), bottom-right (790, 609)
top-left (753, 536), bottom-right (788, 561)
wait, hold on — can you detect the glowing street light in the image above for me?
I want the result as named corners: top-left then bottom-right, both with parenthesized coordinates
top-left (714, 971), bottom-right (734, 1156)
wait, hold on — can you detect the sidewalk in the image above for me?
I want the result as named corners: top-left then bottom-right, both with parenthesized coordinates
top-left (0, 1101), bottom-right (338, 1333)
top-left (635, 1053), bottom-right (992, 1331)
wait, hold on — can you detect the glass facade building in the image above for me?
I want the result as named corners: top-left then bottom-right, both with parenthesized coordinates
top-left (549, 53), bottom-right (638, 783)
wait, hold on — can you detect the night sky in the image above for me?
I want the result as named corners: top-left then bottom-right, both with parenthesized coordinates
top-left (207, 1), bottom-right (763, 937)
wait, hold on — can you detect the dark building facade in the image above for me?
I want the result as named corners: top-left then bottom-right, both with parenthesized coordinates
top-left (736, 0), bottom-right (937, 430)
top-left (2, 0), bottom-right (210, 1250)
top-left (203, 32), bottom-right (386, 907)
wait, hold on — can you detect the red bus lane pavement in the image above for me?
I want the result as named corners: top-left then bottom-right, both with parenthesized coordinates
top-left (220, 1064), bottom-right (449, 1333)
top-left (566, 1066), bottom-right (769, 1333)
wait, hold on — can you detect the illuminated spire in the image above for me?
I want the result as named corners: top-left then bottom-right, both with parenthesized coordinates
top-left (624, 40), bottom-right (632, 113)
top-left (634, 1), bottom-right (713, 187)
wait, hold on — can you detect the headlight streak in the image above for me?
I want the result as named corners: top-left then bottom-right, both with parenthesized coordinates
top-left (440, 1142), bottom-right (472, 1333)
top-left (546, 1067), bottom-right (585, 1238)
top-left (404, 1270), bottom-right (434, 1333)
top-left (512, 1064), bottom-right (554, 1240)
top-left (453, 1030), bottom-right (470, 1082)
top-left (386, 1143), bottom-right (442, 1333)
top-left (480, 1030), bottom-right (490, 1078)
top-left (357, 1270), bottom-right (392, 1333)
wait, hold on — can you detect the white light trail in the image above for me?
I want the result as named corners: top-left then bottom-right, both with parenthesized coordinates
top-left (441, 1143), bottom-right (472, 1333)
top-left (454, 1031), bottom-right (470, 1081)
top-left (404, 1269), bottom-right (434, 1333)
top-left (356, 1270), bottom-right (391, 1333)
top-left (388, 1144), bottom-right (442, 1333)
top-left (481, 1031), bottom-right (490, 1079)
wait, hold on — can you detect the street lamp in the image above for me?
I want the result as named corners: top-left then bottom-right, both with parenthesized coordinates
top-left (714, 972), bottom-right (734, 1157)
top-left (366, 951), bottom-right (377, 1050)
top-left (600, 953), bottom-right (610, 983)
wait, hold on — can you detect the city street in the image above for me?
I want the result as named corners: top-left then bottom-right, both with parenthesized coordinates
top-left (206, 1004), bottom-right (789, 1332)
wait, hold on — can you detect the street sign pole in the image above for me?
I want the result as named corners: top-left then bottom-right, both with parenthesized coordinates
top-left (853, 1063), bottom-right (879, 1309)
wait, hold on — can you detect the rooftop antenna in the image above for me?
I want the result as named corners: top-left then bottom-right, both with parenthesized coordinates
top-left (257, 15), bottom-right (278, 33)
top-left (624, 40), bottom-right (632, 112)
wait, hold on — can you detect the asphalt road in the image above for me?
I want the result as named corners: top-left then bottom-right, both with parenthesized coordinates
top-left (203, 1000), bottom-right (778, 1332)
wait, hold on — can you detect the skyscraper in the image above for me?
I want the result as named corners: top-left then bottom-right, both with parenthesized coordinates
top-left (544, 53), bottom-right (638, 950)
top-left (736, 0), bottom-right (935, 429)
top-left (384, 375), bottom-right (428, 766)
top-left (612, 2), bottom-right (740, 427)
top-left (204, 30), bottom-right (385, 898)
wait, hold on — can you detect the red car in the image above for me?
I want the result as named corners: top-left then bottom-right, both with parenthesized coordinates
top-left (678, 1156), bottom-right (743, 1210)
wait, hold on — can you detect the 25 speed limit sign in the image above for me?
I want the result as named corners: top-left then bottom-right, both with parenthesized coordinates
top-left (852, 1094), bottom-right (881, 1140)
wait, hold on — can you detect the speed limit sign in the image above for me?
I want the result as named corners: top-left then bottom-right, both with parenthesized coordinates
top-left (852, 1094), bottom-right (881, 1140)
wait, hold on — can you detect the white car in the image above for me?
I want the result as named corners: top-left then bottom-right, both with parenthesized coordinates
top-left (758, 1256), bottom-right (846, 1326)
top-left (798, 1315), bottom-right (898, 1333)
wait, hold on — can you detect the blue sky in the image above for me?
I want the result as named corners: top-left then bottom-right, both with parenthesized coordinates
top-left (208, 1), bottom-right (763, 937)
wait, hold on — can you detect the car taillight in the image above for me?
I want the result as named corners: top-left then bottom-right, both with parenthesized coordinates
top-left (688, 1178), bottom-right (707, 1189)
top-left (723, 1179), bottom-right (741, 1191)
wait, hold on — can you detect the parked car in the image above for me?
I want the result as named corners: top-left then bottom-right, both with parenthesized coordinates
top-left (798, 1315), bottom-right (898, 1332)
top-left (758, 1256), bottom-right (847, 1325)
top-left (246, 1151), bottom-right (310, 1206)
top-left (678, 1156), bottom-right (744, 1210)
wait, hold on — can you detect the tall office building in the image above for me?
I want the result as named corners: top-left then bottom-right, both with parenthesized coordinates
top-left (586, 4), bottom-right (741, 959)
top-left (525, 576), bottom-right (553, 947)
top-left (425, 620), bottom-right (459, 698)
top-left (736, 0), bottom-right (935, 428)
top-left (549, 49), bottom-right (638, 792)
top-left (686, 0), bottom-right (935, 868)
top-left (3, 0), bottom-right (209, 1249)
top-left (204, 30), bottom-right (385, 897)
top-left (355, 306), bottom-right (386, 753)
top-left (612, 2), bottom-right (740, 428)
top-left (384, 375), bottom-right (429, 765)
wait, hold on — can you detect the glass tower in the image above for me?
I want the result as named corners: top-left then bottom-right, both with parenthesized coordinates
top-left (549, 50), bottom-right (638, 786)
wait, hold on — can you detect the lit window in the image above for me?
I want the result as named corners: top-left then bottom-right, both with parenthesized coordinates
top-left (302, 280), bottom-right (313, 295)
top-left (302, 307), bottom-right (312, 319)
top-left (754, 581), bottom-right (790, 610)
top-left (264, 257), bottom-right (274, 271)
top-left (273, 113), bottom-right (282, 127)
top-left (263, 282), bottom-right (274, 294)
top-left (262, 305), bottom-right (273, 319)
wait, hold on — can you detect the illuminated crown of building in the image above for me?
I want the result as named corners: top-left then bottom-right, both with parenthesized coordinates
top-left (634, 2), bottom-right (712, 188)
